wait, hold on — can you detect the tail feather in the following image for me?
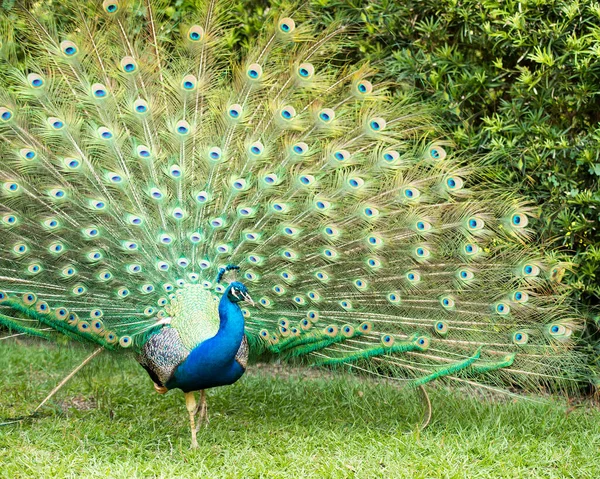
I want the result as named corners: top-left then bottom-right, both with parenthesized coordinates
top-left (0, 1), bottom-right (589, 392)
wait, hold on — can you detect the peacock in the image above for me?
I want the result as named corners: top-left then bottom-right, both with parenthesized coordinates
top-left (0, 0), bottom-right (590, 448)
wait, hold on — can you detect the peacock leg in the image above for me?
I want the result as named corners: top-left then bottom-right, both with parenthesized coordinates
top-left (194, 389), bottom-right (208, 432)
top-left (184, 391), bottom-right (198, 448)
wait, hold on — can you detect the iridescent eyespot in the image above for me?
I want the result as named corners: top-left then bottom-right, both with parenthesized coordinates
top-left (428, 145), bottom-right (447, 160)
top-left (263, 173), bottom-right (278, 185)
top-left (92, 83), bottom-right (108, 98)
top-left (98, 127), bottom-right (113, 139)
top-left (205, 147), bottom-right (221, 161)
top-left (511, 213), bottom-right (529, 228)
top-left (435, 322), bottom-right (448, 335)
top-left (382, 150), bottom-right (399, 163)
top-left (463, 243), bottom-right (480, 256)
top-left (2, 214), bottom-right (17, 225)
top-left (278, 17), bottom-right (296, 34)
top-left (292, 142), bottom-right (308, 155)
top-left (347, 177), bottom-right (364, 189)
top-left (175, 120), bottom-right (190, 136)
top-left (521, 264), bottom-right (540, 277)
top-left (315, 271), bottom-right (329, 282)
top-left (103, 1), bottom-right (119, 13)
top-left (120, 56), bottom-right (138, 73)
top-left (402, 187), bottom-right (420, 200)
top-left (332, 150), bottom-right (350, 162)
top-left (495, 302), bottom-right (510, 315)
top-left (314, 199), bottom-right (332, 211)
top-left (248, 141), bottom-right (264, 156)
top-left (216, 244), bottom-right (230, 254)
top-left (170, 165), bottom-right (182, 179)
top-left (512, 331), bottom-right (528, 345)
top-left (340, 300), bottom-right (352, 310)
top-left (387, 292), bottom-right (401, 304)
top-left (318, 108), bottom-right (335, 123)
top-left (247, 63), bottom-right (263, 80)
top-left (0, 107), bottom-right (12, 122)
top-left (1, 181), bottom-right (19, 193)
top-left (367, 257), bottom-right (382, 269)
top-left (49, 188), bottom-right (66, 199)
top-left (299, 175), bottom-right (315, 186)
top-left (149, 188), bottom-right (164, 200)
top-left (271, 202), bottom-right (288, 213)
top-left (368, 117), bottom-right (386, 132)
top-left (187, 25), bottom-right (204, 42)
top-left (467, 216), bottom-right (485, 231)
top-left (280, 106), bottom-right (296, 120)
top-left (195, 191), bottom-right (211, 204)
top-left (513, 291), bottom-right (529, 303)
top-left (171, 207), bottom-right (185, 220)
top-left (323, 225), bottom-right (340, 239)
top-left (548, 324), bottom-right (570, 336)
top-left (457, 269), bottom-right (474, 281)
top-left (406, 271), bottom-right (421, 283)
top-left (342, 325), bottom-right (354, 337)
top-left (48, 117), bottom-right (65, 130)
top-left (416, 220), bottom-right (432, 232)
top-left (381, 334), bottom-right (395, 347)
top-left (232, 178), bottom-right (247, 191)
top-left (355, 80), bottom-right (373, 95)
top-left (296, 63), bottom-right (314, 79)
top-left (21, 293), bottom-right (37, 306)
top-left (228, 104), bottom-right (242, 120)
top-left (27, 73), bottom-right (44, 88)
top-left (365, 234), bottom-right (383, 248)
top-left (359, 321), bottom-right (372, 333)
top-left (133, 99), bottom-right (149, 114)
top-left (60, 41), bottom-right (78, 57)
top-left (72, 285), bottom-right (86, 295)
top-left (136, 145), bottom-right (151, 158)
top-left (445, 176), bottom-right (464, 191)
top-left (440, 296), bottom-right (455, 309)
top-left (13, 243), bottom-right (28, 255)
top-left (160, 234), bottom-right (173, 244)
top-left (177, 258), bottom-right (189, 268)
top-left (181, 74), bottom-right (197, 90)
top-left (20, 148), bottom-right (36, 160)
top-left (91, 200), bottom-right (106, 210)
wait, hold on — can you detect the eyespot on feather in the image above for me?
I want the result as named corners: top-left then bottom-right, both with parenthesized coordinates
top-left (120, 56), bottom-right (138, 73)
top-left (60, 41), bottom-right (78, 57)
top-left (296, 63), bottom-right (314, 80)
top-left (187, 25), bottom-right (204, 42)
top-left (278, 17), bottom-right (296, 34)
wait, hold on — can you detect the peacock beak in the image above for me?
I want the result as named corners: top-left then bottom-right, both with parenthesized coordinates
top-left (241, 291), bottom-right (255, 306)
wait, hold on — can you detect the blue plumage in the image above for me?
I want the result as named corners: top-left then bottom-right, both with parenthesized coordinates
top-left (167, 282), bottom-right (248, 393)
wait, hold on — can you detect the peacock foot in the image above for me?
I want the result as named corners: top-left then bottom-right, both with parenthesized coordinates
top-left (194, 390), bottom-right (209, 432)
top-left (154, 383), bottom-right (168, 394)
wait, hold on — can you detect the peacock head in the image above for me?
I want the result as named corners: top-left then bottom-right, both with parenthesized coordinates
top-left (227, 281), bottom-right (254, 306)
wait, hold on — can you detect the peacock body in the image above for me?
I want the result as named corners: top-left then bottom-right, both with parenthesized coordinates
top-left (0, 0), bottom-right (590, 446)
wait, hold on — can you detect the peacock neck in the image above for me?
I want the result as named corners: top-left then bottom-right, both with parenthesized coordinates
top-left (214, 292), bottom-right (245, 363)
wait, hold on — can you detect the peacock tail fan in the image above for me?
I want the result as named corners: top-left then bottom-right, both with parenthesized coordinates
top-left (0, 1), bottom-right (589, 394)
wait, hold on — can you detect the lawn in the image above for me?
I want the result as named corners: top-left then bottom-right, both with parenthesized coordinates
top-left (0, 340), bottom-right (599, 479)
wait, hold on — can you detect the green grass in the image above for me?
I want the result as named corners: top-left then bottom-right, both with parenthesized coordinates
top-left (1, 341), bottom-right (599, 478)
